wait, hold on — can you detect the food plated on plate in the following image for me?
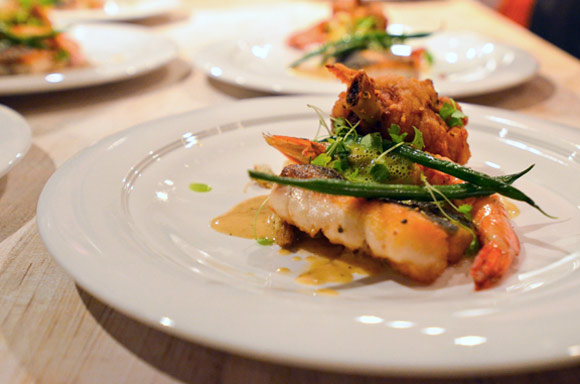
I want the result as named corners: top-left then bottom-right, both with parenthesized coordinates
top-left (288, 0), bottom-right (431, 79)
top-left (233, 64), bottom-right (550, 291)
top-left (45, 0), bottom-right (104, 10)
top-left (0, 1), bottom-right (86, 75)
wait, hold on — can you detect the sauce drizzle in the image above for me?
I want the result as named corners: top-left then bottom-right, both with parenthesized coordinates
top-left (211, 195), bottom-right (276, 240)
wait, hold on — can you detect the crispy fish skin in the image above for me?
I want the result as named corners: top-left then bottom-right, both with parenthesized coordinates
top-left (328, 64), bottom-right (471, 165)
top-left (269, 165), bottom-right (473, 283)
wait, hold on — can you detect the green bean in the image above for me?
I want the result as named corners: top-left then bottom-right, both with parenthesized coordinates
top-left (249, 170), bottom-right (497, 200)
top-left (384, 142), bottom-right (553, 217)
top-left (290, 31), bottom-right (432, 68)
top-left (290, 42), bottom-right (334, 68)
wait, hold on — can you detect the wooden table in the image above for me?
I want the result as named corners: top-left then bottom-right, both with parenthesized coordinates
top-left (1, 0), bottom-right (579, 382)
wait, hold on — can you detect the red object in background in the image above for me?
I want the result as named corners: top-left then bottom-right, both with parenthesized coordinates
top-left (498, 0), bottom-right (536, 27)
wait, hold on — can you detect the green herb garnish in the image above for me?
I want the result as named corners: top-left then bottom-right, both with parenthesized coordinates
top-left (311, 152), bottom-right (332, 167)
top-left (410, 127), bottom-right (424, 150)
top-left (424, 50), bottom-right (434, 65)
top-left (439, 99), bottom-right (466, 128)
top-left (457, 204), bottom-right (473, 220)
top-left (388, 124), bottom-right (407, 143)
top-left (359, 132), bottom-right (383, 152)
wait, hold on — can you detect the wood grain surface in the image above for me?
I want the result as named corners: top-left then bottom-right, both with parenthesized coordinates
top-left (1, 1), bottom-right (580, 383)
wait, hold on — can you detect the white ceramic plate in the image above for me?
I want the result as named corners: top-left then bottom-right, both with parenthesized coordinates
top-left (192, 31), bottom-right (537, 97)
top-left (51, 0), bottom-right (181, 24)
top-left (37, 97), bottom-right (580, 376)
top-left (0, 105), bottom-right (31, 178)
top-left (0, 23), bottom-right (177, 95)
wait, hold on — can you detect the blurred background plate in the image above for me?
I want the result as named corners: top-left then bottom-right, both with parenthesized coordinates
top-left (192, 30), bottom-right (537, 97)
top-left (51, 0), bottom-right (181, 24)
top-left (0, 105), bottom-right (31, 178)
top-left (0, 23), bottom-right (178, 95)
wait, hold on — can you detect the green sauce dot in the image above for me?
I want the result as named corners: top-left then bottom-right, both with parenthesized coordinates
top-left (189, 183), bottom-right (212, 192)
top-left (257, 238), bottom-right (274, 246)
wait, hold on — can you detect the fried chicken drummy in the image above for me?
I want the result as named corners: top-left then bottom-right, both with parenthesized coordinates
top-left (328, 64), bottom-right (471, 164)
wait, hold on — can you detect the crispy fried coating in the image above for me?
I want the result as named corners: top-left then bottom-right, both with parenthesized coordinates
top-left (328, 64), bottom-right (471, 164)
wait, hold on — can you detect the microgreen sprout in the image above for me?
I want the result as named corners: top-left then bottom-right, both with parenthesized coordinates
top-left (307, 104), bottom-right (332, 139)
top-left (253, 196), bottom-right (274, 246)
top-left (375, 141), bottom-right (404, 162)
top-left (420, 174), bottom-right (479, 254)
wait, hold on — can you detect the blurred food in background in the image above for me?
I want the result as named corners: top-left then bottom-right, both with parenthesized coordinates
top-left (0, 1), bottom-right (86, 75)
top-left (288, 0), bottom-right (432, 79)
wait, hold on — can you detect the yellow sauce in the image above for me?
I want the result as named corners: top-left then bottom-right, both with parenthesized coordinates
top-left (500, 197), bottom-right (520, 219)
top-left (211, 196), bottom-right (385, 292)
top-left (288, 66), bottom-right (335, 81)
top-left (315, 288), bottom-right (339, 296)
top-left (278, 249), bottom-right (292, 256)
top-left (295, 238), bottom-right (384, 286)
top-left (210, 195), bottom-right (276, 240)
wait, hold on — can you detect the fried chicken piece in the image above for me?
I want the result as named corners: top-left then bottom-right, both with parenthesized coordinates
top-left (328, 64), bottom-right (471, 164)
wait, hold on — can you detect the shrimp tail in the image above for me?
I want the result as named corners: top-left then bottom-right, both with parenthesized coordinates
top-left (326, 63), bottom-right (361, 84)
top-left (470, 244), bottom-right (514, 290)
top-left (263, 134), bottom-right (327, 164)
top-left (469, 195), bottom-right (520, 290)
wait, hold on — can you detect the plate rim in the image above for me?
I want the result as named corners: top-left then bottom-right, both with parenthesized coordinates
top-left (51, 0), bottom-right (182, 23)
top-left (0, 22), bottom-right (178, 96)
top-left (37, 97), bottom-right (580, 377)
top-left (0, 105), bottom-right (31, 178)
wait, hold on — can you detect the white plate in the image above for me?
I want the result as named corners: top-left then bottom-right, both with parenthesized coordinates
top-left (51, 0), bottom-right (181, 23)
top-left (192, 31), bottom-right (537, 97)
top-left (0, 23), bottom-right (177, 95)
top-left (37, 97), bottom-right (580, 376)
top-left (0, 105), bottom-right (31, 178)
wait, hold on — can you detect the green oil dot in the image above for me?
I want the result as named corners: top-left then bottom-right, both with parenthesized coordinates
top-left (256, 238), bottom-right (274, 246)
top-left (189, 183), bottom-right (212, 192)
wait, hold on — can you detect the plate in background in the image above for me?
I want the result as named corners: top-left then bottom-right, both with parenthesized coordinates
top-left (0, 23), bottom-right (177, 96)
top-left (192, 31), bottom-right (537, 97)
top-left (51, 0), bottom-right (181, 24)
top-left (0, 105), bottom-right (31, 178)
